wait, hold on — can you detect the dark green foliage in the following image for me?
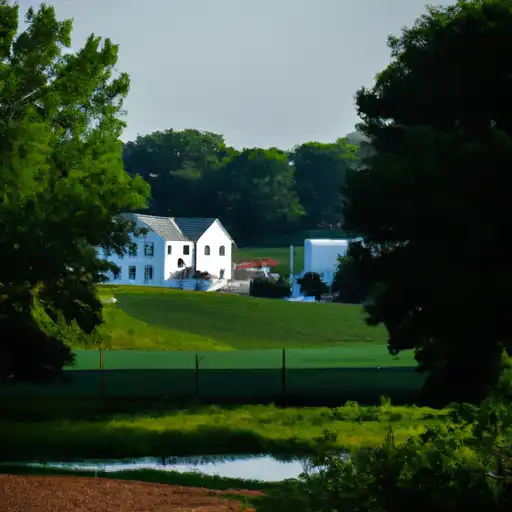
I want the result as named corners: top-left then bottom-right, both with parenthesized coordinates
top-left (249, 277), bottom-right (291, 299)
top-left (123, 129), bottom-right (226, 217)
top-left (265, 402), bottom-right (512, 512)
top-left (0, 2), bottom-right (149, 382)
top-left (343, 0), bottom-right (512, 404)
top-left (216, 148), bottom-right (305, 242)
top-left (297, 272), bottom-right (329, 301)
top-left (332, 243), bottom-right (372, 304)
top-left (290, 139), bottom-right (357, 228)
top-left (332, 258), bottom-right (367, 304)
top-left (123, 131), bottom-right (364, 242)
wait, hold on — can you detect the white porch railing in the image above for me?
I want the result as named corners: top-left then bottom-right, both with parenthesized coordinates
top-left (164, 278), bottom-right (227, 292)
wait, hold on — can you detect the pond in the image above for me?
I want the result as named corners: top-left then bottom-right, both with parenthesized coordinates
top-left (1, 455), bottom-right (316, 483)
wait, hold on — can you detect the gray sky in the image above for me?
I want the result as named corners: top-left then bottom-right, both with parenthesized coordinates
top-left (19, 0), bottom-right (451, 149)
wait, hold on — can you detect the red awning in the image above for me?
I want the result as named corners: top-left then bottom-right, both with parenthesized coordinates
top-left (236, 258), bottom-right (280, 269)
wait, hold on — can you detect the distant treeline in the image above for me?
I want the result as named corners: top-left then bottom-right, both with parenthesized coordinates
top-left (123, 129), bottom-right (371, 245)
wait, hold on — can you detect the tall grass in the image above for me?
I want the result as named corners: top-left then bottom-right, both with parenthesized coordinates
top-left (0, 400), bottom-right (448, 461)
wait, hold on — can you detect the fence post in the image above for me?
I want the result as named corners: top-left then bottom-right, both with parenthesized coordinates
top-left (281, 348), bottom-right (287, 405)
top-left (99, 347), bottom-right (105, 398)
top-left (195, 354), bottom-right (200, 400)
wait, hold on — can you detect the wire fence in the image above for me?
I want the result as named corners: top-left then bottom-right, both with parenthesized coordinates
top-left (0, 349), bottom-right (426, 405)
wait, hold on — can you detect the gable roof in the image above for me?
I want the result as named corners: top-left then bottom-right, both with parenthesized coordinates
top-left (173, 217), bottom-right (217, 242)
top-left (124, 214), bottom-right (233, 243)
top-left (131, 214), bottom-right (188, 242)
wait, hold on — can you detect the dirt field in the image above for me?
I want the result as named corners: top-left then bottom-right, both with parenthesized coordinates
top-left (0, 474), bottom-right (261, 511)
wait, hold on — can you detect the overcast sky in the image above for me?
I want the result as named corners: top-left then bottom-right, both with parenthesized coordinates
top-left (18, 0), bottom-right (451, 149)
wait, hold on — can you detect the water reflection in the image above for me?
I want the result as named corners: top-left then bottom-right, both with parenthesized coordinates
top-left (7, 455), bottom-right (308, 483)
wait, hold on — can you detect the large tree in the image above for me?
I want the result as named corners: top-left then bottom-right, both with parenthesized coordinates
top-left (291, 139), bottom-right (357, 229)
top-left (217, 148), bottom-right (304, 242)
top-left (123, 129), bottom-right (227, 217)
top-left (0, 2), bottom-right (149, 382)
top-left (344, 0), bottom-right (512, 404)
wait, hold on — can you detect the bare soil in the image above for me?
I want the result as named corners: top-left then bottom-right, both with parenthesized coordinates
top-left (0, 474), bottom-right (261, 511)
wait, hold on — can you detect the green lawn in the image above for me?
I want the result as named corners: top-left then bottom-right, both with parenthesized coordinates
top-left (71, 347), bottom-right (415, 369)
top-left (97, 285), bottom-right (387, 350)
top-left (233, 246), bottom-right (304, 276)
top-left (92, 286), bottom-right (417, 368)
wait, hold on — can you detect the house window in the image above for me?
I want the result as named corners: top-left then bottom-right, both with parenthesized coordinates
top-left (144, 265), bottom-right (153, 283)
top-left (204, 245), bottom-right (210, 256)
top-left (115, 268), bottom-right (122, 281)
top-left (183, 245), bottom-right (190, 255)
top-left (128, 243), bottom-right (137, 257)
top-left (128, 266), bottom-right (136, 280)
top-left (177, 258), bottom-right (185, 268)
top-left (144, 242), bottom-right (154, 257)
top-left (219, 245), bottom-right (225, 256)
top-left (167, 245), bottom-right (172, 255)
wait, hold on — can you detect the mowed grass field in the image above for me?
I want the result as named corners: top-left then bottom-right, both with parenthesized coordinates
top-left (91, 286), bottom-right (416, 368)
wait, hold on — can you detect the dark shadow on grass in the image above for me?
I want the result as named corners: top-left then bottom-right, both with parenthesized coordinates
top-left (247, 480), bottom-right (310, 512)
top-left (0, 423), bottom-right (324, 461)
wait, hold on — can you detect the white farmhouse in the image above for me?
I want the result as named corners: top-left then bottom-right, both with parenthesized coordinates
top-left (100, 214), bottom-right (235, 290)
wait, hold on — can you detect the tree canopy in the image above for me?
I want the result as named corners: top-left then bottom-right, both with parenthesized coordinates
top-left (215, 147), bottom-right (304, 242)
top-left (343, 0), bottom-right (512, 404)
top-left (123, 129), bottom-right (226, 217)
top-left (291, 139), bottom-right (357, 229)
top-left (122, 130), bottom-right (360, 243)
top-left (0, 2), bottom-right (149, 382)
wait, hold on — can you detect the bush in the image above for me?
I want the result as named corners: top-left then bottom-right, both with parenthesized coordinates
top-left (249, 276), bottom-right (291, 299)
top-left (265, 416), bottom-right (512, 512)
top-left (296, 272), bottom-right (329, 300)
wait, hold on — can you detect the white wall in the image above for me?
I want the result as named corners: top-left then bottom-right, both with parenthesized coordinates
top-left (195, 220), bottom-right (233, 279)
top-left (163, 240), bottom-right (194, 282)
top-left (304, 239), bottom-right (350, 284)
top-left (101, 228), bottom-right (165, 286)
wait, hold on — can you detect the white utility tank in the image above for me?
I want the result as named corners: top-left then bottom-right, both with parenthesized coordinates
top-left (303, 239), bottom-right (350, 284)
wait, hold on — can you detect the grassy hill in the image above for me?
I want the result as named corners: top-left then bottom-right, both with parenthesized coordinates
top-left (96, 285), bottom-right (387, 351)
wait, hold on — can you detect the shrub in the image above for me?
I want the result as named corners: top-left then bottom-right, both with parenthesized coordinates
top-left (249, 276), bottom-right (291, 299)
top-left (296, 272), bottom-right (329, 300)
top-left (267, 420), bottom-right (512, 512)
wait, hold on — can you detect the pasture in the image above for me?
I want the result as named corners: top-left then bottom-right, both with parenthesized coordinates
top-left (0, 286), bottom-right (417, 405)
top-left (97, 285), bottom-right (392, 352)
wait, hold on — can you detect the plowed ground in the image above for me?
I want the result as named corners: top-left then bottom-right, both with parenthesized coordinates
top-left (0, 474), bottom-right (261, 511)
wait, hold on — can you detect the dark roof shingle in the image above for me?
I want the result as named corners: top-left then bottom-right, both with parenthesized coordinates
top-left (122, 214), bottom-right (232, 243)
top-left (132, 214), bottom-right (188, 241)
top-left (173, 217), bottom-right (216, 242)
